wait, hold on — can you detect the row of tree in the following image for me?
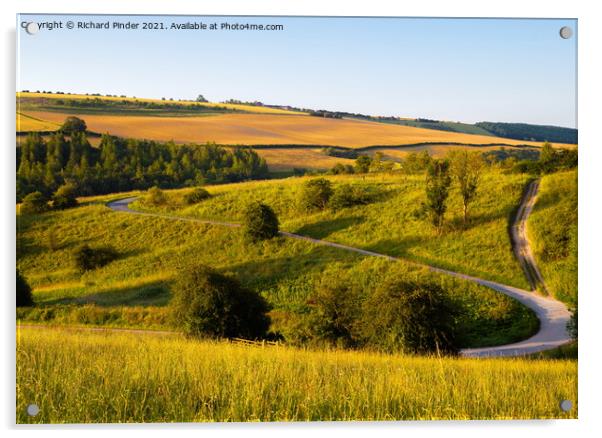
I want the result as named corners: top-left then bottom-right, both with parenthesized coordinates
top-left (17, 119), bottom-right (269, 201)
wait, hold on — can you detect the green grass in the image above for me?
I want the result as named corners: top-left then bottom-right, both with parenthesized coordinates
top-left (16, 327), bottom-right (577, 423)
top-left (135, 170), bottom-right (531, 289)
top-left (17, 173), bottom-right (538, 348)
top-left (528, 170), bottom-right (577, 305)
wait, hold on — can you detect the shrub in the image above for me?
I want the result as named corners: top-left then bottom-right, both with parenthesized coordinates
top-left (306, 274), bottom-right (362, 348)
top-left (242, 201), bottom-right (279, 242)
top-left (145, 186), bottom-right (167, 206)
top-left (171, 264), bottom-right (270, 339)
top-left (299, 178), bottom-right (333, 211)
top-left (60, 116), bottom-right (87, 134)
top-left (567, 307), bottom-right (577, 340)
top-left (184, 187), bottom-right (211, 205)
top-left (73, 244), bottom-right (118, 271)
top-left (329, 184), bottom-right (375, 210)
top-left (355, 155), bottom-right (372, 173)
top-left (20, 192), bottom-right (48, 215)
top-left (16, 269), bottom-right (34, 307)
top-left (361, 278), bottom-right (459, 355)
top-left (52, 183), bottom-right (79, 210)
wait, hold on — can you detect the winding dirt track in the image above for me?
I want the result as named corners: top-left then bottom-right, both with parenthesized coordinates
top-left (106, 193), bottom-right (571, 357)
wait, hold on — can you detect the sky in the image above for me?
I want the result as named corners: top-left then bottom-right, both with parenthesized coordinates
top-left (17, 15), bottom-right (577, 128)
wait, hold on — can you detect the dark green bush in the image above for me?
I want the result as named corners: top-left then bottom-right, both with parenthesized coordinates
top-left (242, 201), bottom-right (279, 242)
top-left (299, 178), bottom-right (333, 211)
top-left (73, 244), bottom-right (119, 271)
top-left (184, 187), bottom-right (211, 205)
top-left (60, 116), bottom-right (87, 134)
top-left (329, 184), bottom-right (375, 210)
top-left (567, 307), bottom-right (577, 340)
top-left (171, 264), bottom-right (271, 339)
top-left (20, 191), bottom-right (48, 215)
top-left (361, 278), bottom-right (459, 355)
top-left (52, 183), bottom-right (79, 210)
top-left (16, 269), bottom-right (34, 307)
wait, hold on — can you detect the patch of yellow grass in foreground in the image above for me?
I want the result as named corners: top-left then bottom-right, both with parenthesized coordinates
top-left (17, 92), bottom-right (305, 115)
top-left (18, 110), bottom-right (575, 148)
top-left (17, 326), bottom-right (577, 423)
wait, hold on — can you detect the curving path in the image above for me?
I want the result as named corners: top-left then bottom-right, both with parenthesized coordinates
top-left (107, 195), bottom-right (571, 357)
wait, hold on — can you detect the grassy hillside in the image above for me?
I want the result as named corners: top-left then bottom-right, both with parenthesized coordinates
top-left (16, 327), bottom-right (577, 423)
top-left (17, 170), bottom-right (539, 348)
top-left (134, 171), bottom-right (531, 289)
top-left (18, 109), bottom-right (572, 148)
top-left (528, 170), bottom-right (578, 305)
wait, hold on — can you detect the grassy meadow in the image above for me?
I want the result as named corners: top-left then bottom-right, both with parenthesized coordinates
top-left (528, 170), bottom-right (578, 305)
top-left (16, 180), bottom-right (539, 348)
top-left (16, 326), bottom-right (577, 423)
top-left (134, 170), bottom-right (531, 289)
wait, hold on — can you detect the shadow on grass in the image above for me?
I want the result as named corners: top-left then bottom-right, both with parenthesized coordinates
top-left (294, 216), bottom-right (365, 240)
top-left (45, 281), bottom-right (170, 307)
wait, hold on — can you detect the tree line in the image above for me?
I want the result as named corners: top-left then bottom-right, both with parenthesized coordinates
top-left (16, 118), bottom-right (269, 201)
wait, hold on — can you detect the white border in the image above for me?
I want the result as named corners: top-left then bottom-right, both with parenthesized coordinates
top-left (2, 1), bottom-right (601, 437)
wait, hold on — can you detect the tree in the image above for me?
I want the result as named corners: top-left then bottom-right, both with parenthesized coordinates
top-left (306, 274), bottom-right (362, 348)
top-left (299, 178), bottom-right (333, 211)
top-left (52, 183), bottom-right (79, 210)
top-left (361, 278), bottom-right (459, 355)
top-left (60, 116), bottom-right (87, 135)
top-left (355, 155), bottom-right (372, 174)
top-left (242, 201), bottom-right (279, 242)
top-left (425, 159), bottom-right (452, 233)
top-left (171, 264), bottom-right (270, 339)
top-left (20, 191), bottom-right (48, 215)
top-left (539, 142), bottom-right (557, 173)
top-left (196, 94), bottom-right (208, 103)
top-left (449, 151), bottom-right (484, 223)
top-left (16, 269), bottom-right (34, 307)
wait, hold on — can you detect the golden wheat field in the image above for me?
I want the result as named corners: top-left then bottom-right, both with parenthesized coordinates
top-left (253, 148), bottom-right (355, 170)
top-left (16, 112), bottom-right (60, 131)
top-left (16, 326), bottom-right (577, 423)
top-left (18, 110), bottom-right (574, 148)
top-left (17, 91), bottom-right (304, 115)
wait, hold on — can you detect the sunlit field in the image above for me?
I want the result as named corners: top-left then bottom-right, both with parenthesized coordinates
top-left (16, 327), bottom-right (577, 423)
top-left (18, 109), bottom-right (573, 148)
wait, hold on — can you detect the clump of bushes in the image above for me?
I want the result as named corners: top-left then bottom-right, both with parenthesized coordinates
top-left (52, 183), bottom-right (79, 210)
top-left (329, 184), bottom-right (375, 210)
top-left (242, 201), bottom-right (279, 242)
top-left (299, 178), bottom-right (333, 211)
top-left (73, 244), bottom-right (119, 271)
top-left (184, 187), bottom-right (211, 205)
top-left (16, 269), bottom-right (34, 307)
top-left (19, 191), bottom-right (48, 215)
top-left (145, 186), bottom-right (167, 206)
top-left (171, 264), bottom-right (271, 339)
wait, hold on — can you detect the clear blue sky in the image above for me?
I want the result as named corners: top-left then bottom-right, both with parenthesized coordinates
top-left (18, 15), bottom-right (577, 128)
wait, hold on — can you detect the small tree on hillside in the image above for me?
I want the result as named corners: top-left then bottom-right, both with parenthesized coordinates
top-left (361, 278), bottom-right (459, 355)
top-left (16, 269), bottom-right (34, 307)
top-left (60, 116), bottom-right (87, 135)
top-left (243, 201), bottom-right (279, 242)
top-left (20, 191), bottom-right (48, 215)
top-left (299, 178), bottom-right (333, 211)
top-left (449, 151), bottom-right (484, 224)
top-left (171, 264), bottom-right (271, 339)
top-left (355, 155), bottom-right (372, 174)
top-left (425, 159), bottom-right (452, 233)
top-left (196, 94), bottom-right (208, 103)
top-left (52, 183), bottom-right (79, 210)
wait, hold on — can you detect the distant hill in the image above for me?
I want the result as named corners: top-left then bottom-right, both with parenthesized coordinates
top-left (475, 122), bottom-right (578, 145)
